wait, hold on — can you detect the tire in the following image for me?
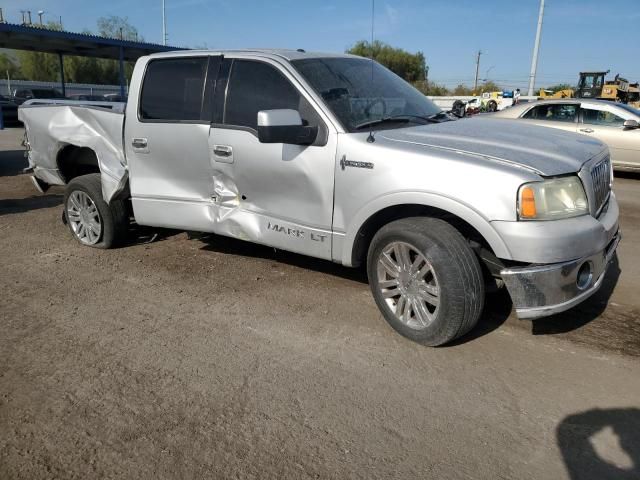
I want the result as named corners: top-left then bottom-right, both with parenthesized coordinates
top-left (63, 173), bottom-right (128, 249)
top-left (487, 100), bottom-right (497, 112)
top-left (366, 217), bottom-right (484, 346)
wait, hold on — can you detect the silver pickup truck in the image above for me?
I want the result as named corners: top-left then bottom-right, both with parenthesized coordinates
top-left (19, 49), bottom-right (620, 346)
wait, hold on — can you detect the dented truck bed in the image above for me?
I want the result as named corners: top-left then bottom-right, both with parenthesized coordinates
top-left (19, 104), bottom-right (127, 203)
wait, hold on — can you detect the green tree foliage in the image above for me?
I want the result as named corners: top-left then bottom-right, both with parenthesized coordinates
top-left (347, 40), bottom-right (426, 83)
top-left (0, 53), bottom-right (24, 79)
top-left (476, 81), bottom-right (502, 94)
top-left (543, 83), bottom-right (574, 93)
top-left (97, 16), bottom-right (141, 41)
top-left (452, 84), bottom-right (473, 95)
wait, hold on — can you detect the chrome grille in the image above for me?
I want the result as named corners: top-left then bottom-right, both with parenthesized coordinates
top-left (590, 156), bottom-right (611, 214)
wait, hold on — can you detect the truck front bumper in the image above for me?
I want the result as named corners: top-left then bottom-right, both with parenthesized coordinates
top-left (500, 230), bottom-right (621, 319)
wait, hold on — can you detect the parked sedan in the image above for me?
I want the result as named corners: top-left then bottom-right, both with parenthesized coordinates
top-left (493, 99), bottom-right (640, 171)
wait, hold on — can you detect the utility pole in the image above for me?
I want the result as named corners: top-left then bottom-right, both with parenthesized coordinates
top-left (424, 64), bottom-right (429, 94)
top-left (162, 0), bottom-right (167, 45)
top-left (473, 50), bottom-right (482, 93)
top-left (26, 10), bottom-right (32, 25)
top-left (528, 0), bottom-right (545, 96)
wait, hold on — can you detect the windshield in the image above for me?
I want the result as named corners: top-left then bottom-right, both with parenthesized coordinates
top-left (292, 57), bottom-right (442, 132)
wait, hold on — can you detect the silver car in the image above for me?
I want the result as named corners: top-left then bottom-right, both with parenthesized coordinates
top-left (19, 50), bottom-right (620, 346)
top-left (494, 99), bottom-right (640, 171)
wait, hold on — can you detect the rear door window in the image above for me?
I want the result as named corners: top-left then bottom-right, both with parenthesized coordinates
top-left (522, 104), bottom-right (577, 122)
top-left (140, 57), bottom-right (208, 121)
top-left (582, 108), bottom-right (625, 127)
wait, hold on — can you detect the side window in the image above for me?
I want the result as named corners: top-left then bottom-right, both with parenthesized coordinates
top-left (582, 108), bottom-right (625, 127)
top-left (523, 104), bottom-right (576, 122)
top-left (140, 57), bottom-right (208, 121)
top-left (224, 60), bottom-right (321, 130)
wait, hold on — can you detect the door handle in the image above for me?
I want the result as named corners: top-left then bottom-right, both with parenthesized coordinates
top-left (579, 128), bottom-right (594, 133)
top-left (132, 138), bottom-right (148, 149)
top-left (213, 145), bottom-right (232, 157)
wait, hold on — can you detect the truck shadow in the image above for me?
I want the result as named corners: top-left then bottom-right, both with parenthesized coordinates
top-left (530, 254), bottom-right (621, 335)
top-left (0, 149), bottom-right (28, 177)
top-left (442, 254), bottom-right (621, 347)
top-left (0, 194), bottom-right (63, 216)
top-left (197, 233), bottom-right (368, 284)
top-left (557, 407), bottom-right (640, 480)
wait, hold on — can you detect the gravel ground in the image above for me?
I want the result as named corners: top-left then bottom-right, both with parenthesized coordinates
top-left (1, 128), bottom-right (639, 479)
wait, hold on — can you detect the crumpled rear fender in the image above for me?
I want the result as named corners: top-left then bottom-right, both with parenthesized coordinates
top-left (19, 105), bottom-right (126, 203)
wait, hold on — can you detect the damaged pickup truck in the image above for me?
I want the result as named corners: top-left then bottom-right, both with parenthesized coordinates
top-left (19, 49), bottom-right (620, 346)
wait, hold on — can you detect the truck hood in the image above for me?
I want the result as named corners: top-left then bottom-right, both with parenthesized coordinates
top-left (379, 117), bottom-right (606, 176)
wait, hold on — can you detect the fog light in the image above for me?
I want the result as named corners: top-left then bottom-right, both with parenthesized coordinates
top-left (576, 262), bottom-right (593, 290)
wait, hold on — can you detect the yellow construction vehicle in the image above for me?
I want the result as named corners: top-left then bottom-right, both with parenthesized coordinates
top-left (538, 88), bottom-right (573, 99)
top-left (538, 71), bottom-right (640, 108)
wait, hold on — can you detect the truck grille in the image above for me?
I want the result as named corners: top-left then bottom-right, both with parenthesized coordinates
top-left (590, 156), bottom-right (611, 214)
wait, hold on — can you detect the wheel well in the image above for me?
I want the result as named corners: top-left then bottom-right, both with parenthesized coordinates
top-left (57, 146), bottom-right (100, 182)
top-left (351, 204), bottom-right (499, 271)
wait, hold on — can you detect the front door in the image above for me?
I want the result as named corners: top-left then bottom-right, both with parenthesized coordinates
top-left (208, 58), bottom-right (336, 259)
top-left (580, 105), bottom-right (640, 168)
top-left (125, 55), bottom-right (221, 231)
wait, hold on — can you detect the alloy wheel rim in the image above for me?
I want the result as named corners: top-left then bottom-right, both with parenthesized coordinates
top-left (376, 241), bottom-right (440, 330)
top-left (66, 190), bottom-right (102, 245)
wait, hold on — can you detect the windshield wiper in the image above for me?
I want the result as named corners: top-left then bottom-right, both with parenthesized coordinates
top-left (354, 114), bottom-right (439, 131)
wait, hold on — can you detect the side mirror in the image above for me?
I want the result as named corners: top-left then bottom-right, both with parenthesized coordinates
top-left (623, 119), bottom-right (639, 129)
top-left (257, 109), bottom-right (317, 145)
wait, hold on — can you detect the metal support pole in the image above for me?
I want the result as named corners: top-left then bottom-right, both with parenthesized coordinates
top-left (527, 0), bottom-right (545, 96)
top-left (473, 50), bottom-right (482, 93)
top-left (119, 47), bottom-right (125, 99)
top-left (58, 52), bottom-right (66, 96)
top-left (162, 0), bottom-right (167, 45)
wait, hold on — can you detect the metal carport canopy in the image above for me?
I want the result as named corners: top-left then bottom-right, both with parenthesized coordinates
top-left (0, 22), bottom-right (186, 96)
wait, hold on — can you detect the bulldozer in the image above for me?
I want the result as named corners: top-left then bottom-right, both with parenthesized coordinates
top-left (538, 71), bottom-right (640, 108)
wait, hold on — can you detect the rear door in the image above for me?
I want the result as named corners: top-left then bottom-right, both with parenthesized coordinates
top-left (579, 104), bottom-right (640, 169)
top-left (125, 55), bottom-right (221, 231)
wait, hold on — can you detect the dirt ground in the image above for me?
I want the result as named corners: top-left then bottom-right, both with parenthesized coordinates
top-left (1, 127), bottom-right (639, 479)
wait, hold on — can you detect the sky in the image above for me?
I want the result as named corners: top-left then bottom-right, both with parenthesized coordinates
top-left (3, 0), bottom-right (639, 90)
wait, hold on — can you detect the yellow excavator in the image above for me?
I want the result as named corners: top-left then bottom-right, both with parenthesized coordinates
top-left (538, 71), bottom-right (640, 108)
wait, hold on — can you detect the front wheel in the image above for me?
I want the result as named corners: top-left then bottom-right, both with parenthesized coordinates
top-left (367, 217), bottom-right (485, 346)
top-left (64, 173), bottom-right (128, 249)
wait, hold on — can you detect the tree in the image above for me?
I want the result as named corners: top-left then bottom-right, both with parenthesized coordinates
top-left (97, 16), bottom-right (141, 41)
top-left (0, 53), bottom-right (23, 80)
top-left (16, 21), bottom-right (64, 82)
top-left (476, 81), bottom-right (501, 94)
top-left (347, 40), bottom-right (426, 83)
top-left (543, 83), bottom-right (574, 93)
top-left (452, 84), bottom-right (473, 96)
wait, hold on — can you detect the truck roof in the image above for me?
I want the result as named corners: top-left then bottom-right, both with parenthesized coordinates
top-left (147, 48), bottom-right (359, 61)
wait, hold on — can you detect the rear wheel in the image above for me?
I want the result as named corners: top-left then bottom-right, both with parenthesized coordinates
top-left (487, 100), bottom-right (498, 112)
top-left (367, 217), bottom-right (485, 346)
top-left (64, 173), bottom-right (128, 249)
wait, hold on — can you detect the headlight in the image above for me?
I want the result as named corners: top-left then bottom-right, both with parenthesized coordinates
top-left (518, 176), bottom-right (588, 220)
